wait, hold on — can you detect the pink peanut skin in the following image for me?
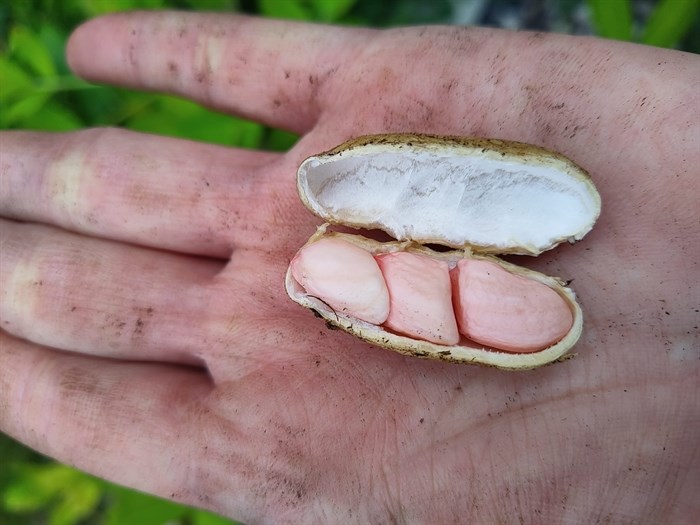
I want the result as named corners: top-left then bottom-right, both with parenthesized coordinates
top-left (290, 238), bottom-right (390, 324)
top-left (376, 252), bottom-right (460, 346)
top-left (451, 259), bottom-right (573, 353)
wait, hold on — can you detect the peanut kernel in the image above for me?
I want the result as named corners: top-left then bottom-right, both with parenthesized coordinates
top-left (451, 259), bottom-right (573, 352)
top-left (290, 238), bottom-right (390, 324)
top-left (376, 252), bottom-right (459, 345)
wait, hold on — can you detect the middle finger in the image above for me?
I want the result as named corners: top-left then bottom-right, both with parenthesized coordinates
top-left (0, 128), bottom-right (302, 257)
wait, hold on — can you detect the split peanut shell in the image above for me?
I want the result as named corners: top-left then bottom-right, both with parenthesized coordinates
top-left (286, 134), bottom-right (600, 370)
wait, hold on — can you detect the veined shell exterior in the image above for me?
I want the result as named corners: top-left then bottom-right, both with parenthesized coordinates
top-left (289, 134), bottom-right (599, 369)
top-left (285, 229), bottom-right (583, 370)
top-left (297, 134), bottom-right (601, 255)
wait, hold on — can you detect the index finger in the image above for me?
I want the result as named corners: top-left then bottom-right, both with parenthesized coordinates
top-left (66, 12), bottom-right (371, 134)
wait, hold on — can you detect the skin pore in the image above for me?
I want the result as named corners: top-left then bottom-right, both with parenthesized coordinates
top-left (0, 12), bottom-right (698, 524)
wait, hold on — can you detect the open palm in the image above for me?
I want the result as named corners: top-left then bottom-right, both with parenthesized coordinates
top-left (1, 12), bottom-right (697, 524)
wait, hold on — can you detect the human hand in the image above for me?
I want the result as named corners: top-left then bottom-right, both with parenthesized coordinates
top-left (1, 12), bottom-right (697, 524)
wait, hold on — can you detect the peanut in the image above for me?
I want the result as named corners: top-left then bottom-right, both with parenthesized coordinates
top-left (450, 259), bottom-right (573, 352)
top-left (290, 238), bottom-right (390, 324)
top-left (292, 238), bottom-right (573, 353)
top-left (376, 252), bottom-right (459, 345)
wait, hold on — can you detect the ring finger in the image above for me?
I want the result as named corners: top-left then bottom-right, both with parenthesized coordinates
top-left (0, 218), bottom-right (273, 364)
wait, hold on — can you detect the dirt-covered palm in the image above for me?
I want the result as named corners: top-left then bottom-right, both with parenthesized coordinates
top-left (1, 12), bottom-right (697, 524)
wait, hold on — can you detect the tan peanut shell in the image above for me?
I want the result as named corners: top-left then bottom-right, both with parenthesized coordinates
top-left (286, 134), bottom-right (600, 370)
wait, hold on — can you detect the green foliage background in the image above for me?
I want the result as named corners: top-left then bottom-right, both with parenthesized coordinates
top-left (1, 0), bottom-right (697, 524)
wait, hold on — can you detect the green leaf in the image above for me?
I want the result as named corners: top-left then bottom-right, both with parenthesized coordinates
top-left (258, 0), bottom-right (312, 20)
top-left (0, 56), bottom-right (34, 102)
top-left (73, 86), bottom-right (136, 125)
top-left (1, 463), bottom-right (101, 525)
top-left (263, 128), bottom-right (298, 152)
top-left (230, 119), bottom-right (265, 149)
top-left (2, 92), bottom-right (51, 126)
top-left (33, 75), bottom-right (95, 94)
top-left (587, 0), bottom-right (633, 41)
top-left (642, 0), bottom-right (700, 48)
top-left (103, 483), bottom-right (188, 525)
top-left (20, 100), bottom-right (83, 131)
top-left (192, 509), bottom-right (240, 525)
top-left (38, 23), bottom-right (72, 75)
top-left (312, 0), bottom-right (358, 21)
top-left (183, 0), bottom-right (240, 9)
top-left (1, 466), bottom-right (54, 512)
top-left (9, 25), bottom-right (56, 76)
top-left (0, 436), bottom-right (49, 524)
top-left (104, 90), bottom-right (159, 126)
top-left (78, 0), bottom-right (167, 17)
top-left (49, 474), bottom-right (101, 525)
top-left (125, 94), bottom-right (265, 148)
top-left (158, 95), bottom-right (210, 118)
top-left (348, 0), bottom-right (452, 26)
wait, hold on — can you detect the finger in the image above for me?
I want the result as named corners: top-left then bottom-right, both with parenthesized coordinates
top-left (0, 219), bottom-right (235, 364)
top-left (0, 332), bottom-right (212, 505)
top-left (0, 128), bottom-right (302, 257)
top-left (66, 12), bottom-right (368, 133)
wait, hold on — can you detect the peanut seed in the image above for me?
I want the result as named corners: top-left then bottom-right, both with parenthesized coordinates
top-left (290, 238), bottom-right (390, 324)
top-left (451, 259), bottom-right (573, 352)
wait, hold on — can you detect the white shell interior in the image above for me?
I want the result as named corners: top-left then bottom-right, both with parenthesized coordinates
top-left (299, 148), bottom-right (600, 253)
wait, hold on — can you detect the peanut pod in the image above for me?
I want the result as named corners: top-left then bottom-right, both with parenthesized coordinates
top-left (286, 134), bottom-right (600, 370)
